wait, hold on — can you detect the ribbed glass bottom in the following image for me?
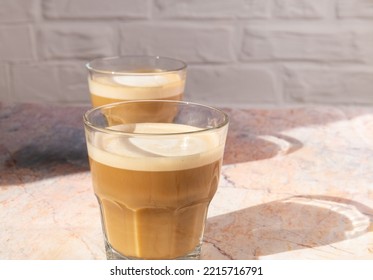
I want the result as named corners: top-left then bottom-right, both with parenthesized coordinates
top-left (105, 240), bottom-right (201, 260)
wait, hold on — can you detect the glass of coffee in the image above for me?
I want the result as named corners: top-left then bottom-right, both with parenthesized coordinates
top-left (83, 100), bottom-right (229, 260)
top-left (86, 56), bottom-right (187, 107)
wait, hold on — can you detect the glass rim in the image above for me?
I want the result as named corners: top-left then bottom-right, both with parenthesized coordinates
top-left (83, 100), bottom-right (229, 136)
top-left (85, 55), bottom-right (187, 75)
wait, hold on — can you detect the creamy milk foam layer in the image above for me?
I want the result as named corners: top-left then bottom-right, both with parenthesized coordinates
top-left (88, 73), bottom-right (185, 100)
top-left (87, 123), bottom-right (224, 171)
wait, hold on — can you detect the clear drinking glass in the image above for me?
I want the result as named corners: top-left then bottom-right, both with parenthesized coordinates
top-left (83, 100), bottom-right (229, 260)
top-left (86, 56), bottom-right (187, 107)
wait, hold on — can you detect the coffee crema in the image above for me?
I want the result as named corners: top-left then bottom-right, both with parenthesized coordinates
top-left (88, 72), bottom-right (185, 107)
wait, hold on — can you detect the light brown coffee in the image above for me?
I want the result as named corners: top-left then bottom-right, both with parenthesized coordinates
top-left (88, 72), bottom-right (185, 107)
top-left (87, 123), bottom-right (224, 259)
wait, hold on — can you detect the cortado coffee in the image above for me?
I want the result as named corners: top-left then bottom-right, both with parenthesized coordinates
top-left (86, 123), bottom-right (225, 259)
top-left (88, 72), bottom-right (184, 107)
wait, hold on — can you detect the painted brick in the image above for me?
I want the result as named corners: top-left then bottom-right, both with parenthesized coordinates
top-left (39, 25), bottom-right (115, 59)
top-left (337, 0), bottom-right (373, 18)
top-left (43, 0), bottom-right (150, 19)
top-left (11, 63), bottom-right (89, 104)
top-left (0, 25), bottom-right (35, 61)
top-left (272, 0), bottom-right (329, 19)
top-left (154, 0), bottom-right (270, 19)
top-left (120, 23), bottom-right (235, 63)
top-left (356, 30), bottom-right (373, 63)
top-left (0, 64), bottom-right (10, 101)
top-left (283, 66), bottom-right (373, 104)
top-left (241, 28), bottom-right (359, 61)
top-left (11, 63), bottom-right (60, 103)
top-left (58, 63), bottom-right (90, 103)
top-left (0, 0), bottom-right (38, 23)
top-left (185, 65), bottom-right (278, 106)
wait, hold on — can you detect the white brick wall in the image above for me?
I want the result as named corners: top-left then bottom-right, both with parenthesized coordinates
top-left (153, 0), bottom-right (271, 19)
top-left (0, 64), bottom-right (10, 102)
top-left (0, 0), bottom-right (373, 106)
top-left (0, 0), bottom-right (38, 23)
top-left (337, 0), bottom-right (373, 18)
top-left (283, 66), bottom-right (373, 103)
top-left (119, 23), bottom-right (235, 63)
top-left (241, 28), bottom-right (359, 61)
top-left (0, 25), bottom-right (35, 61)
top-left (187, 65), bottom-right (279, 104)
top-left (272, 0), bottom-right (331, 19)
top-left (43, 0), bottom-right (150, 19)
top-left (38, 24), bottom-right (116, 59)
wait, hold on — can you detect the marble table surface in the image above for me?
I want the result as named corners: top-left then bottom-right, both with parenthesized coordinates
top-left (0, 102), bottom-right (372, 260)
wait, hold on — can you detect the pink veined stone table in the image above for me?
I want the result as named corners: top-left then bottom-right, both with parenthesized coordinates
top-left (0, 103), bottom-right (372, 259)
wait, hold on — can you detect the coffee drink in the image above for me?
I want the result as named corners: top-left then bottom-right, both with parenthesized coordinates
top-left (86, 123), bottom-right (225, 259)
top-left (88, 72), bottom-right (185, 107)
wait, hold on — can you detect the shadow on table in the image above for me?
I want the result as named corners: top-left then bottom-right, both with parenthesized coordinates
top-left (1, 125), bottom-right (89, 186)
top-left (221, 107), bottom-right (373, 165)
top-left (5, 125), bottom-right (88, 168)
top-left (0, 103), bottom-right (90, 186)
top-left (203, 195), bottom-right (373, 259)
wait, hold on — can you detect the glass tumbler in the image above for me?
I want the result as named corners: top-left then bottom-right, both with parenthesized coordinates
top-left (83, 100), bottom-right (229, 260)
top-left (86, 55), bottom-right (187, 107)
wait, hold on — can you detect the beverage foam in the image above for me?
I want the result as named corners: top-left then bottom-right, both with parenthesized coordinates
top-left (87, 123), bottom-right (224, 171)
top-left (88, 73), bottom-right (184, 100)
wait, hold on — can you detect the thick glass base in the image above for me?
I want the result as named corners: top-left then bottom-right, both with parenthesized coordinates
top-left (105, 241), bottom-right (201, 260)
